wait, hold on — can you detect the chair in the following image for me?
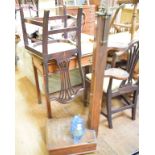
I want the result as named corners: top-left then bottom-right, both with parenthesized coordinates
top-left (84, 40), bottom-right (139, 128)
top-left (19, 5), bottom-right (84, 118)
top-left (109, 0), bottom-right (139, 40)
top-left (107, 0), bottom-right (139, 75)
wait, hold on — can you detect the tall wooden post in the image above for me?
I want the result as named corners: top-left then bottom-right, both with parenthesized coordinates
top-left (88, 12), bottom-right (111, 134)
top-left (130, 2), bottom-right (138, 40)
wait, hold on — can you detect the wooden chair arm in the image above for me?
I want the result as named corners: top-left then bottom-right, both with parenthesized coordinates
top-left (107, 48), bottom-right (127, 67)
top-left (107, 47), bottom-right (126, 53)
top-left (104, 68), bottom-right (129, 80)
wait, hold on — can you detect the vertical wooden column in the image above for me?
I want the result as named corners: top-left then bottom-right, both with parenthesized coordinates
top-left (130, 3), bottom-right (138, 40)
top-left (88, 13), bottom-right (111, 134)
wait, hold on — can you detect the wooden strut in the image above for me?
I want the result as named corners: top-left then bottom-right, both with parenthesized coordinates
top-left (88, 13), bottom-right (111, 134)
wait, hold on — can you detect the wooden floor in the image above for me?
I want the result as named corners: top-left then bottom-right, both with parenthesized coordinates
top-left (15, 68), bottom-right (139, 155)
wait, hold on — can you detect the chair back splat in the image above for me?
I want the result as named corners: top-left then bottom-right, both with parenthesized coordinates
top-left (126, 40), bottom-right (139, 81)
top-left (19, 4), bottom-right (84, 117)
top-left (120, 40), bottom-right (139, 87)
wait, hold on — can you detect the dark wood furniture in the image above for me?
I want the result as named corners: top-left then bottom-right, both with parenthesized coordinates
top-left (107, 0), bottom-right (139, 76)
top-left (31, 32), bottom-right (137, 94)
top-left (18, 5), bottom-right (116, 153)
top-left (46, 11), bottom-right (111, 154)
top-left (66, 5), bottom-right (96, 35)
top-left (19, 5), bottom-right (85, 118)
top-left (87, 12), bottom-right (111, 133)
top-left (85, 40), bottom-right (139, 128)
top-left (19, 5), bottom-right (98, 155)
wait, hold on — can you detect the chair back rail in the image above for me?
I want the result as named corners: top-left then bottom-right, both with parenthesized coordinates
top-left (121, 40), bottom-right (139, 86)
top-left (104, 40), bottom-right (139, 128)
top-left (19, 6), bottom-right (82, 56)
top-left (107, 40), bottom-right (139, 92)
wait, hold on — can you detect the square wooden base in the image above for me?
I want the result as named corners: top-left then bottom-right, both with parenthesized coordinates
top-left (46, 117), bottom-right (97, 155)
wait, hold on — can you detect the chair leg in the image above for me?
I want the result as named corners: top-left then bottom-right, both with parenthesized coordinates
top-left (84, 80), bottom-right (89, 106)
top-left (106, 93), bottom-right (113, 128)
top-left (33, 64), bottom-right (41, 104)
top-left (83, 66), bottom-right (90, 107)
top-left (132, 90), bottom-right (138, 120)
top-left (43, 64), bottom-right (52, 118)
top-left (44, 93), bottom-right (52, 118)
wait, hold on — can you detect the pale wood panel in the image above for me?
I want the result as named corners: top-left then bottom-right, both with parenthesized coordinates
top-left (121, 8), bottom-right (139, 24)
top-left (16, 68), bottom-right (138, 155)
top-left (90, 0), bottom-right (100, 6)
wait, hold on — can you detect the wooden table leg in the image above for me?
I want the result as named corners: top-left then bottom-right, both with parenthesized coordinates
top-left (43, 63), bottom-right (52, 118)
top-left (83, 65), bottom-right (91, 106)
top-left (33, 62), bottom-right (42, 104)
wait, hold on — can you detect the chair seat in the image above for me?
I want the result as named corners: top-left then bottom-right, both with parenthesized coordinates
top-left (84, 40), bottom-right (139, 128)
top-left (104, 68), bottom-right (129, 80)
top-left (30, 41), bottom-right (76, 54)
top-left (108, 32), bottom-right (139, 49)
top-left (86, 72), bottom-right (136, 93)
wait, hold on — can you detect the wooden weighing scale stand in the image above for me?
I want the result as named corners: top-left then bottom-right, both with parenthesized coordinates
top-left (46, 11), bottom-right (111, 155)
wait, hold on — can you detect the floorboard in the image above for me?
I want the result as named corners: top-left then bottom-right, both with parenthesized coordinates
top-left (15, 68), bottom-right (139, 155)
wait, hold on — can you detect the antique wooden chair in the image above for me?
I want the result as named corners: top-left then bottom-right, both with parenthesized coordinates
top-left (109, 0), bottom-right (139, 40)
top-left (19, 5), bottom-right (84, 118)
top-left (107, 0), bottom-right (139, 75)
top-left (84, 40), bottom-right (139, 128)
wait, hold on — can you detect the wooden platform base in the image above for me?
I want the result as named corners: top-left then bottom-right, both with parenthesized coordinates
top-left (46, 117), bottom-right (97, 155)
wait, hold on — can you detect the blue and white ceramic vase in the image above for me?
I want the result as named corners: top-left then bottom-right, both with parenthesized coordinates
top-left (70, 115), bottom-right (85, 144)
